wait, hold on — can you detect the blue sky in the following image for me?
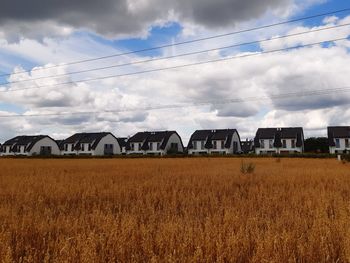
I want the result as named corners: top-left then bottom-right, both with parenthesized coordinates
top-left (0, 0), bottom-right (350, 141)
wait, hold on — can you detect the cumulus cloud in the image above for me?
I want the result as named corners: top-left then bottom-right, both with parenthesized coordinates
top-left (1, 13), bottom-right (350, 142)
top-left (0, 0), bottom-right (296, 41)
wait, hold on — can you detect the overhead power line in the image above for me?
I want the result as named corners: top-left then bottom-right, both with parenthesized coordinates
top-left (2, 22), bottom-right (350, 86)
top-left (0, 36), bottom-right (348, 93)
top-left (0, 86), bottom-right (350, 118)
top-left (0, 7), bottom-right (350, 78)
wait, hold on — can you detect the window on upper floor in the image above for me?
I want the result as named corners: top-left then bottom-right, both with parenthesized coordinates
top-left (282, 140), bottom-right (287, 148)
top-left (291, 139), bottom-right (296, 148)
top-left (260, 140), bottom-right (265, 149)
top-left (170, 143), bottom-right (178, 150)
top-left (335, 139), bottom-right (340, 148)
top-left (269, 140), bottom-right (274, 149)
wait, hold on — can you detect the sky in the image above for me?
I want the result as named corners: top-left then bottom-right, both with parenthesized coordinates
top-left (0, 0), bottom-right (350, 144)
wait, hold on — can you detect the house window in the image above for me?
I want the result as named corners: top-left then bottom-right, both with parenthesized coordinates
top-left (260, 140), bottom-right (265, 149)
top-left (335, 139), bottom-right (340, 148)
top-left (81, 144), bottom-right (85, 151)
top-left (131, 143), bottom-right (135, 151)
top-left (282, 140), bottom-right (287, 148)
top-left (149, 142), bottom-right (153, 151)
top-left (269, 140), bottom-right (274, 149)
top-left (346, 139), bottom-right (349, 148)
top-left (201, 141), bottom-right (205, 150)
top-left (193, 141), bottom-right (197, 150)
top-left (170, 143), bottom-right (178, 150)
top-left (65, 144), bottom-right (68, 151)
top-left (221, 140), bottom-right (225, 149)
top-left (213, 141), bottom-right (217, 149)
top-left (233, 141), bottom-right (238, 153)
top-left (157, 142), bottom-right (161, 150)
top-left (291, 139), bottom-right (296, 148)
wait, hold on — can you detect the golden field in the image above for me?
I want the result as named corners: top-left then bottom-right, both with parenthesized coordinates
top-left (0, 158), bottom-right (349, 262)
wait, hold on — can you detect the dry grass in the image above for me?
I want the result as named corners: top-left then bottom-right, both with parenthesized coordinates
top-left (0, 158), bottom-right (349, 262)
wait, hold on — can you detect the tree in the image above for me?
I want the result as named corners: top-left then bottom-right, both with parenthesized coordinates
top-left (304, 137), bottom-right (329, 153)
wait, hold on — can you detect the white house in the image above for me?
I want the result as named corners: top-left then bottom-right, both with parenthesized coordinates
top-left (187, 129), bottom-right (242, 155)
top-left (328, 126), bottom-right (350, 154)
top-left (60, 132), bottom-right (121, 156)
top-left (1, 135), bottom-right (60, 156)
top-left (126, 131), bottom-right (184, 155)
top-left (254, 127), bottom-right (304, 155)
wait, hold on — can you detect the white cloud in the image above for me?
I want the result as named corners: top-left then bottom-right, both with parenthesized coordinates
top-left (1, 12), bottom-right (350, 143)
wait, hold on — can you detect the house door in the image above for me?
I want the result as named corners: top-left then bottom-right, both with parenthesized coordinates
top-left (104, 144), bottom-right (114, 155)
top-left (40, 146), bottom-right (52, 156)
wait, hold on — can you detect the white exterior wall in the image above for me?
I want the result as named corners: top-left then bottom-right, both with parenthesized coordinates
top-left (127, 142), bottom-right (145, 155)
top-left (163, 133), bottom-right (184, 154)
top-left (93, 134), bottom-right (121, 155)
top-left (232, 132), bottom-right (242, 153)
top-left (29, 137), bottom-right (60, 156)
top-left (255, 139), bottom-right (277, 155)
top-left (121, 146), bottom-right (127, 154)
top-left (279, 138), bottom-right (303, 154)
top-left (2, 145), bottom-right (15, 156)
top-left (255, 138), bottom-right (303, 155)
top-left (142, 134), bottom-right (184, 155)
top-left (77, 143), bottom-right (93, 155)
top-left (209, 140), bottom-right (229, 154)
top-left (19, 146), bottom-right (27, 155)
top-left (145, 142), bottom-right (164, 155)
top-left (329, 138), bottom-right (350, 154)
top-left (208, 132), bottom-right (242, 154)
top-left (62, 143), bottom-right (77, 155)
top-left (188, 140), bottom-right (209, 155)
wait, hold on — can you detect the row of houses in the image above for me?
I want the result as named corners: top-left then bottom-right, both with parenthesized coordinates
top-left (0, 126), bottom-right (349, 156)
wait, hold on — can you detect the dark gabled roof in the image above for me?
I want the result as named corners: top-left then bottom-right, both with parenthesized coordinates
top-left (327, 126), bottom-right (350, 146)
top-left (61, 132), bottom-right (117, 151)
top-left (254, 127), bottom-right (304, 148)
top-left (191, 130), bottom-right (213, 141)
top-left (212, 129), bottom-right (238, 148)
top-left (187, 129), bottom-right (239, 149)
top-left (117, 138), bottom-right (128, 148)
top-left (128, 132), bottom-right (151, 143)
top-left (280, 127), bottom-right (303, 139)
top-left (127, 131), bottom-right (182, 151)
top-left (255, 128), bottom-right (278, 140)
top-left (2, 135), bottom-right (54, 152)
